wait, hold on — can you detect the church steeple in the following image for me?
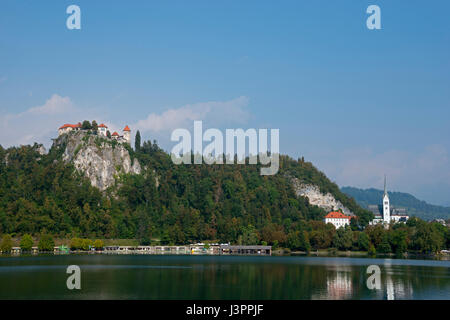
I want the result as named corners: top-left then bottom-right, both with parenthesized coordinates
top-left (383, 174), bottom-right (390, 224)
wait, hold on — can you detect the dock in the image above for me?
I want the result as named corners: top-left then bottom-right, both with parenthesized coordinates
top-left (1, 244), bottom-right (272, 256)
top-left (102, 244), bottom-right (271, 256)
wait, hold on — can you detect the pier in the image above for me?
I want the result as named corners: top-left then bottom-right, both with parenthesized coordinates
top-left (1, 244), bottom-right (272, 256)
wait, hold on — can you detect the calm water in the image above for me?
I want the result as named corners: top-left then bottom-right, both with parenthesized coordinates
top-left (0, 255), bottom-right (449, 299)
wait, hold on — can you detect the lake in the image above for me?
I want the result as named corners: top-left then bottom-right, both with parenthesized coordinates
top-left (0, 255), bottom-right (449, 299)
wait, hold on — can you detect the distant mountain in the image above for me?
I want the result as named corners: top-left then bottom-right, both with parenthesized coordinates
top-left (341, 187), bottom-right (450, 221)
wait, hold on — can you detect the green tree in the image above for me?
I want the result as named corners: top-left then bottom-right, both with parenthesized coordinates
top-left (287, 230), bottom-right (311, 252)
top-left (377, 234), bottom-right (392, 253)
top-left (106, 130), bottom-right (111, 138)
top-left (412, 222), bottom-right (445, 254)
top-left (38, 234), bottom-right (55, 251)
top-left (81, 120), bottom-right (92, 130)
top-left (298, 231), bottom-right (311, 252)
top-left (239, 225), bottom-right (259, 245)
top-left (92, 120), bottom-right (98, 132)
top-left (70, 238), bottom-right (83, 250)
top-left (93, 239), bottom-right (104, 250)
top-left (81, 239), bottom-right (93, 251)
top-left (332, 227), bottom-right (353, 250)
top-left (390, 228), bottom-right (408, 254)
top-left (287, 231), bottom-right (300, 250)
top-left (368, 244), bottom-right (376, 256)
top-left (160, 230), bottom-right (172, 245)
top-left (135, 130), bottom-right (141, 151)
top-left (20, 234), bottom-right (34, 251)
top-left (357, 232), bottom-right (370, 251)
top-left (0, 234), bottom-right (13, 253)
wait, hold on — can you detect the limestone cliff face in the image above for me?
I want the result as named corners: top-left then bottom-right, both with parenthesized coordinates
top-left (290, 177), bottom-right (353, 216)
top-left (53, 131), bottom-right (141, 190)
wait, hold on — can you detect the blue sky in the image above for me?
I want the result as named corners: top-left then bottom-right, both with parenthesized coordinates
top-left (1, 0), bottom-right (449, 205)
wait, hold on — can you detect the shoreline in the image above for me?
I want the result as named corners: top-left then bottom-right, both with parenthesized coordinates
top-left (1, 250), bottom-right (449, 261)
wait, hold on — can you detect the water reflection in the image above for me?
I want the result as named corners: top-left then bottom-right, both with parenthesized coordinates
top-left (383, 262), bottom-right (414, 300)
top-left (385, 275), bottom-right (414, 300)
top-left (0, 255), bottom-right (447, 299)
top-left (312, 269), bottom-right (353, 300)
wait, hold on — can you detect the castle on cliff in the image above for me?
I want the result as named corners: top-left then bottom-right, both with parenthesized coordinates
top-left (58, 122), bottom-right (131, 143)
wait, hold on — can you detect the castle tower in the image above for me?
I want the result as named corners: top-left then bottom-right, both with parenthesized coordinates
top-left (123, 125), bottom-right (131, 143)
top-left (383, 175), bottom-right (390, 224)
top-left (98, 123), bottom-right (108, 137)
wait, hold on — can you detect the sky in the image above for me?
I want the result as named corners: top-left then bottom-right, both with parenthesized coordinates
top-left (0, 0), bottom-right (449, 205)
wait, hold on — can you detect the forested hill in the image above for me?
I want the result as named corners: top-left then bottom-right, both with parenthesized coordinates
top-left (341, 187), bottom-right (450, 221)
top-left (0, 135), bottom-right (372, 245)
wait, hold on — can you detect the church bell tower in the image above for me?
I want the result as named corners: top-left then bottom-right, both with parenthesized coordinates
top-left (383, 175), bottom-right (390, 224)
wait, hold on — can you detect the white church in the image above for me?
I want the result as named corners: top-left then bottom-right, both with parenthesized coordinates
top-left (369, 176), bottom-right (409, 226)
top-left (58, 122), bottom-right (131, 143)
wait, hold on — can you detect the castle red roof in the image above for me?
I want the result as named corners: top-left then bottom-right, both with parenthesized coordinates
top-left (325, 211), bottom-right (351, 220)
top-left (112, 131), bottom-right (119, 136)
top-left (123, 125), bottom-right (130, 132)
top-left (59, 123), bottom-right (81, 130)
top-left (98, 123), bottom-right (108, 128)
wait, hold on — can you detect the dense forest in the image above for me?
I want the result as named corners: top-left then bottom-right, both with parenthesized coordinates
top-left (0, 127), bottom-right (449, 254)
top-left (342, 187), bottom-right (450, 221)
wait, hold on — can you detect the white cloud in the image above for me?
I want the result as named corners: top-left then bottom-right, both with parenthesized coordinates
top-left (0, 94), bottom-right (98, 148)
top-left (0, 95), bottom-right (251, 150)
top-left (26, 94), bottom-right (73, 115)
top-left (134, 96), bottom-right (250, 133)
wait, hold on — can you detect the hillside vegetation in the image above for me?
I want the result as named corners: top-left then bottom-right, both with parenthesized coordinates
top-left (0, 132), bottom-right (373, 247)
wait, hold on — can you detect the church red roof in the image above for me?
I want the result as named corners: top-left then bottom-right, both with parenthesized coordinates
top-left (98, 123), bottom-right (108, 128)
top-left (112, 131), bottom-right (119, 136)
top-left (325, 212), bottom-right (351, 220)
top-left (123, 125), bottom-right (130, 132)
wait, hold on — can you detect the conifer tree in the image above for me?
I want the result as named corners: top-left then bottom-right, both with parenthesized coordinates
top-left (135, 130), bottom-right (141, 151)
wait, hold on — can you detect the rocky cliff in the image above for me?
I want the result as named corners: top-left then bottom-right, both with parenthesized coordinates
top-left (53, 131), bottom-right (141, 190)
top-left (290, 177), bottom-right (353, 216)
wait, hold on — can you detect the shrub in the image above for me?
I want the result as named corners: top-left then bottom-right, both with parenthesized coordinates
top-left (38, 234), bottom-right (55, 252)
top-left (81, 239), bottom-right (93, 251)
top-left (368, 244), bottom-right (376, 256)
top-left (70, 238), bottom-right (83, 250)
top-left (0, 234), bottom-right (13, 253)
top-left (93, 239), bottom-right (104, 250)
top-left (20, 234), bottom-right (34, 251)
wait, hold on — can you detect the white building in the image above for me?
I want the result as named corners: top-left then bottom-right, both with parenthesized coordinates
top-left (98, 123), bottom-right (108, 136)
top-left (111, 131), bottom-right (120, 140)
top-left (369, 176), bottom-right (409, 226)
top-left (57, 122), bottom-right (130, 144)
top-left (122, 125), bottom-right (131, 143)
top-left (324, 211), bottom-right (352, 229)
top-left (111, 126), bottom-right (131, 143)
top-left (58, 122), bottom-right (81, 136)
